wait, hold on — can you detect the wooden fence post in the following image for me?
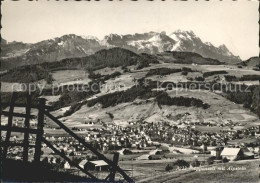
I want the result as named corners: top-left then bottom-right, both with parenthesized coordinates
top-left (2, 92), bottom-right (17, 160)
top-left (23, 94), bottom-right (32, 162)
top-left (109, 152), bottom-right (119, 181)
top-left (34, 98), bottom-right (45, 162)
top-left (44, 111), bottom-right (134, 182)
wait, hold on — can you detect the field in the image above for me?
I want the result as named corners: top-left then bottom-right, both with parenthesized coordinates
top-left (58, 87), bottom-right (260, 131)
top-left (94, 67), bottom-right (123, 75)
top-left (139, 63), bottom-right (260, 76)
top-left (117, 153), bottom-right (210, 181)
top-left (51, 70), bottom-right (91, 86)
top-left (135, 159), bottom-right (260, 183)
top-left (2, 62), bottom-right (260, 137)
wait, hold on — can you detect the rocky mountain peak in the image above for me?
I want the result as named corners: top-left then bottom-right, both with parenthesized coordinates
top-left (1, 30), bottom-right (241, 70)
top-left (218, 44), bottom-right (229, 52)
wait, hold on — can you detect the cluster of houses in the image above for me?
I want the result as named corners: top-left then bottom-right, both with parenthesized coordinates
top-left (38, 144), bottom-right (258, 173)
top-left (70, 121), bottom-right (260, 151)
top-left (61, 159), bottom-right (109, 171)
top-left (3, 116), bottom-right (260, 173)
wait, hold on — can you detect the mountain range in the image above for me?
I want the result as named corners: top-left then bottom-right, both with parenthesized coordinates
top-left (1, 30), bottom-right (241, 70)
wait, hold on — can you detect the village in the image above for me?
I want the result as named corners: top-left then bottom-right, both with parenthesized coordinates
top-left (3, 112), bottom-right (260, 179)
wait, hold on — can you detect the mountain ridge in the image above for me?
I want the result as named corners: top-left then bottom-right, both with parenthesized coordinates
top-left (1, 30), bottom-right (241, 70)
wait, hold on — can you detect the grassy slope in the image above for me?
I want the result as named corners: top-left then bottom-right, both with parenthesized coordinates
top-left (137, 159), bottom-right (260, 183)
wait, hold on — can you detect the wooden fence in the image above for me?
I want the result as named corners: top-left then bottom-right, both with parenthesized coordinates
top-left (1, 92), bottom-right (133, 182)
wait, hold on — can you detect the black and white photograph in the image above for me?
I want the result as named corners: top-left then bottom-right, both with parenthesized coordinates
top-left (1, 0), bottom-right (260, 182)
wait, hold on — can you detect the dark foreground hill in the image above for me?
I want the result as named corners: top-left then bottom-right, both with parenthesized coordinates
top-left (1, 47), bottom-right (158, 82)
top-left (1, 159), bottom-right (91, 182)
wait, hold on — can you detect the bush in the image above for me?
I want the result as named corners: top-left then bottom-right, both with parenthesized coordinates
top-left (87, 85), bottom-right (157, 108)
top-left (225, 74), bottom-right (260, 82)
top-left (203, 71), bottom-right (228, 78)
top-left (187, 77), bottom-right (193, 81)
top-left (181, 71), bottom-right (188, 76)
top-left (191, 159), bottom-right (200, 167)
top-left (165, 164), bottom-right (173, 171)
top-left (89, 71), bottom-right (121, 81)
top-left (146, 68), bottom-right (182, 77)
top-left (195, 76), bottom-right (205, 82)
top-left (222, 157), bottom-right (229, 163)
top-left (156, 92), bottom-right (210, 109)
top-left (182, 67), bottom-right (194, 72)
top-left (224, 75), bottom-right (238, 82)
top-left (240, 75), bottom-right (260, 81)
top-left (207, 157), bottom-right (215, 165)
top-left (173, 159), bottom-right (190, 169)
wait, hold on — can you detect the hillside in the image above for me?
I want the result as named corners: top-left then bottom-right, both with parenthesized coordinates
top-left (1, 47), bottom-right (225, 84)
top-left (1, 47), bottom-right (158, 83)
top-left (240, 56), bottom-right (260, 67)
top-left (0, 47), bottom-right (226, 84)
top-left (156, 51), bottom-right (223, 65)
top-left (1, 46), bottom-right (260, 183)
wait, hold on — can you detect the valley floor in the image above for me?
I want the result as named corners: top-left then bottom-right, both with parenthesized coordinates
top-left (135, 159), bottom-right (260, 183)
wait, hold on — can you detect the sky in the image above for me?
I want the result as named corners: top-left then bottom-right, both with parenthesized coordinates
top-left (1, 0), bottom-right (259, 60)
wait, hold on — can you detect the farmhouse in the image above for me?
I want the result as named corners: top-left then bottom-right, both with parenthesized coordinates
top-left (64, 161), bottom-right (71, 169)
top-left (221, 147), bottom-right (255, 161)
top-left (79, 159), bottom-right (88, 169)
top-left (210, 150), bottom-right (217, 157)
top-left (85, 160), bottom-right (109, 171)
top-left (221, 148), bottom-right (243, 161)
top-left (241, 148), bottom-right (254, 159)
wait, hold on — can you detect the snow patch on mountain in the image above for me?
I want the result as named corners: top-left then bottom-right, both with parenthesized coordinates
top-left (81, 35), bottom-right (99, 41)
top-left (171, 41), bottom-right (182, 51)
top-left (57, 41), bottom-right (64, 46)
top-left (1, 30), bottom-right (241, 69)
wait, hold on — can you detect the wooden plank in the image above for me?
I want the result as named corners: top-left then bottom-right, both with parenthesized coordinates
top-left (1, 111), bottom-right (35, 119)
top-left (23, 94), bottom-right (32, 162)
top-left (41, 137), bottom-right (97, 180)
top-left (2, 92), bottom-right (17, 160)
top-left (109, 152), bottom-right (119, 181)
top-left (1, 126), bottom-right (40, 134)
top-left (44, 111), bottom-right (133, 182)
top-left (34, 98), bottom-right (45, 162)
top-left (0, 90), bottom-right (1, 164)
